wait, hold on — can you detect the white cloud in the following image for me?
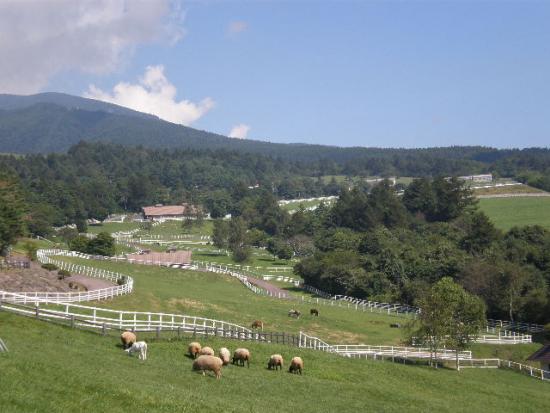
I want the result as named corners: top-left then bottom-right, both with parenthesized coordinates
top-left (85, 65), bottom-right (215, 125)
top-left (227, 21), bottom-right (248, 34)
top-left (0, 0), bottom-right (185, 94)
top-left (228, 124), bottom-right (251, 139)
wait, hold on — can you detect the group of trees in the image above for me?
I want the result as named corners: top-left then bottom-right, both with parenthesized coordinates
top-left (215, 177), bottom-right (550, 325)
top-left (68, 232), bottom-right (116, 257)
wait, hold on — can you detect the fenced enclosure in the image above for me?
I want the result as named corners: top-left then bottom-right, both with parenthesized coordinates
top-left (0, 249), bottom-right (134, 304)
top-left (458, 359), bottom-right (549, 381)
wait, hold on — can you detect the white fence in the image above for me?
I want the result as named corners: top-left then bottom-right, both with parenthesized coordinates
top-left (0, 338), bottom-right (8, 352)
top-left (486, 319), bottom-right (544, 333)
top-left (458, 359), bottom-right (549, 381)
top-left (0, 291), bottom-right (252, 335)
top-left (298, 332), bottom-right (472, 361)
top-left (0, 249), bottom-right (133, 304)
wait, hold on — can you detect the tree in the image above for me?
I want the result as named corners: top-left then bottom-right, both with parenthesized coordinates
top-left (0, 173), bottom-right (27, 255)
top-left (212, 220), bottom-right (229, 249)
top-left (411, 277), bottom-right (485, 368)
top-left (86, 232), bottom-right (116, 256)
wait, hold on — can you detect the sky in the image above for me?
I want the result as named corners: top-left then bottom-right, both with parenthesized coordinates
top-left (1, 0), bottom-right (549, 148)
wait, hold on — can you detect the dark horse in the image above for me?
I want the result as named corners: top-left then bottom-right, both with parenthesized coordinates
top-left (310, 308), bottom-right (319, 317)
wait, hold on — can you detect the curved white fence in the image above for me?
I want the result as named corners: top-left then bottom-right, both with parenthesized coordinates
top-left (0, 249), bottom-right (133, 304)
top-left (298, 332), bottom-right (472, 361)
top-left (0, 291), bottom-right (252, 334)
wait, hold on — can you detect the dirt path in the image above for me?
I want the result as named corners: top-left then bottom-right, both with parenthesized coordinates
top-left (246, 276), bottom-right (290, 299)
top-left (65, 275), bottom-right (114, 290)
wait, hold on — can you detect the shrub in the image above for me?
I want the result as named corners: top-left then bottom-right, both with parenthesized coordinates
top-left (41, 263), bottom-right (58, 271)
top-left (116, 276), bottom-right (127, 286)
top-left (57, 269), bottom-right (71, 279)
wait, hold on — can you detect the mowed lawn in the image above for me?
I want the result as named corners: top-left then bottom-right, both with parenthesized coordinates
top-left (54, 256), bottom-right (405, 345)
top-left (478, 196), bottom-right (550, 231)
top-left (1, 313), bottom-right (549, 413)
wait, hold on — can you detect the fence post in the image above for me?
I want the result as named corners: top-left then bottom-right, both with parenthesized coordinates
top-left (156, 326), bottom-right (161, 340)
top-left (35, 305), bottom-right (39, 319)
top-left (177, 326), bottom-right (181, 339)
top-left (71, 315), bottom-right (75, 328)
top-left (102, 323), bottom-right (106, 336)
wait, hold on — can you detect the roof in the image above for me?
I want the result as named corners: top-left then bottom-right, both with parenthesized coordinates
top-left (142, 203), bottom-right (200, 217)
top-left (527, 344), bottom-right (550, 362)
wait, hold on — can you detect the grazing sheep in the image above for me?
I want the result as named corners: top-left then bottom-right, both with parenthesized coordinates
top-left (200, 346), bottom-right (215, 356)
top-left (289, 356), bottom-right (303, 374)
top-left (232, 348), bottom-right (251, 367)
top-left (188, 342), bottom-right (202, 359)
top-left (251, 320), bottom-right (264, 330)
top-left (219, 347), bottom-right (231, 366)
top-left (120, 331), bottom-right (137, 349)
top-left (310, 308), bottom-right (319, 317)
top-left (192, 355), bottom-right (223, 379)
top-left (288, 309), bottom-right (301, 318)
top-left (125, 341), bottom-right (148, 360)
top-left (267, 354), bottom-right (284, 371)
top-left (390, 323), bottom-right (401, 328)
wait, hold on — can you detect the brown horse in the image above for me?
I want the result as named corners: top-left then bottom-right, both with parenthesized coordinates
top-left (251, 320), bottom-right (264, 330)
top-left (310, 308), bottom-right (319, 317)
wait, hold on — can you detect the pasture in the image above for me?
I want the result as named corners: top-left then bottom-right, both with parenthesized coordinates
top-left (478, 196), bottom-right (550, 231)
top-left (1, 312), bottom-right (549, 413)
top-left (52, 255), bottom-right (405, 345)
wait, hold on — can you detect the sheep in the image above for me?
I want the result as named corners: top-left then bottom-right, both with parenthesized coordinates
top-left (192, 355), bottom-right (223, 379)
top-left (125, 341), bottom-right (148, 360)
top-left (188, 342), bottom-right (202, 359)
top-left (219, 347), bottom-right (231, 366)
top-left (200, 346), bottom-right (215, 356)
top-left (251, 320), bottom-right (264, 330)
top-left (267, 354), bottom-right (284, 371)
top-left (289, 356), bottom-right (303, 374)
top-left (310, 308), bottom-right (319, 317)
top-left (288, 309), bottom-right (301, 318)
top-left (232, 348), bottom-right (251, 367)
top-left (120, 331), bottom-right (137, 349)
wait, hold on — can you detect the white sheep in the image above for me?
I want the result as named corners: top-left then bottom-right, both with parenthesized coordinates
top-left (125, 341), bottom-right (148, 360)
top-left (219, 347), bottom-right (231, 366)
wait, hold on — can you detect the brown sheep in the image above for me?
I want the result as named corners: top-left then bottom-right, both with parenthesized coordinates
top-left (192, 355), bottom-right (223, 379)
top-left (188, 342), bottom-right (202, 359)
top-left (310, 308), bottom-right (319, 316)
top-left (251, 320), bottom-right (264, 330)
top-left (120, 331), bottom-right (137, 349)
top-left (232, 348), bottom-right (251, 367)
top-left (289, 356), bottom-right (303, 375)
top-left (219, 347), bottom-right (231, 366)
top-left (267, 354), bottom-right (284, 371)
top-left (200, 346), bottom-right (215, 356)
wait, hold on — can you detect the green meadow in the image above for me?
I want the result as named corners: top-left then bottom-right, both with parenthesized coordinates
top-left (479, 196), bottom-right (550, 231)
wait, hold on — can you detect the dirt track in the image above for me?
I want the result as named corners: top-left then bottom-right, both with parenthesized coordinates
top-left (246, 276), bottom-right (290, 299)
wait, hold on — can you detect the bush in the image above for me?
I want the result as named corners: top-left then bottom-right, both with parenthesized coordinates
top-left (41, 263), bottom-right (58, 271)
top-left (57, 269), bottom-right (71, 279)
top-left (116, 276), bottom-right (127, 286)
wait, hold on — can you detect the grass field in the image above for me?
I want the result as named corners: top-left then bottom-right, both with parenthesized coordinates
top-left (87, 222), bottom-right (142, 234)
top-left (479, 197), bottom-right (550, 231)
top-left (53, 255), bottom-right (405, 345)
top-left (1, 312), bottom-right (549, 413)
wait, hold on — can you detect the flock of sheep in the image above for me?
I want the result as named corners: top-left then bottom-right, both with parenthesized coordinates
top-left (120, 331), bottom-right (304, 379)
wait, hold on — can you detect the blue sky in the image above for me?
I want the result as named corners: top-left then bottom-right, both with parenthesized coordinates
top-left (5, 0), bottom-right (550, 148)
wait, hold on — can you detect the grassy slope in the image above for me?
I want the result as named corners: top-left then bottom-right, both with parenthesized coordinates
top-left (53, 256), bottom-right (404, 345)
top-left (479, 197), bottom-right (550, 230)
top-left (1, 313), bottom-right (549, 413)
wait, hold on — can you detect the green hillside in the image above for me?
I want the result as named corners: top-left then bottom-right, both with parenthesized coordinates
top-left (1, 312), bottom-right (548, 413)
top-left (479, 197), bottom-right (550, 230)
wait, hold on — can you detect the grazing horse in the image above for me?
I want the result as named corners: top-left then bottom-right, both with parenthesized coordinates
top-left (251, 320), bottom-right (264, 330)
top-left (288, 309), bottom-right (301, 318)
top-left (310, 308), bottom-right (319, 317)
